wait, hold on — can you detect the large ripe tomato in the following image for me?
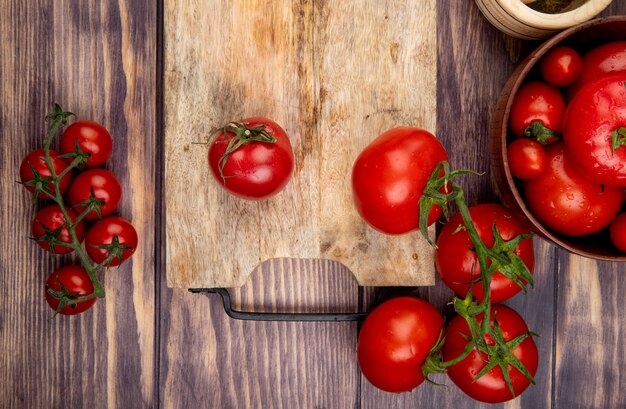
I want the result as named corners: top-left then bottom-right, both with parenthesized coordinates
top-left (540, 46), bottom-right (583, 88)
top-left (85, 216), bottom-right (138, 266)
top-left (69, 168), bottom-right (122, 220)
top-left (567, 41), bottom-right (626, 98)
top-left (357, 296), bottom-right (443, 393)
top-left (19, 149), bottom-right (73, 198)
top-left (507, 138), bottom-right (546, 180)
top-left (351, 127), bottom-right (448, 235)
top-left (208, 117), bottom-right (294, 200)
top-left (562, 72), bottom-right (626, 187)
top-left (443, 304), bottom-right (538, 403)
top-left (60, 120), bottom-right (113, 167)
top-left (436, 204), bottom-right (534, 303)
top-left (32, 205), bottom-right (86, 254)
top-left (45, 265), bottom-right (97, 315)
top-left (523, 141), bottom-right (622, 236)
top-left (509, 81), bottom-right (565, 144)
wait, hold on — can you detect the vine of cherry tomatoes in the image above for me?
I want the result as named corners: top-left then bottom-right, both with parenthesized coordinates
top-left (20, 105), bottom-right (138, 316)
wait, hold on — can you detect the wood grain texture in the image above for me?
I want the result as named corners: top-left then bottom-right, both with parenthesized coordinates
top-left (164, 0), bottom-right (438, 289)
top-left (0, 0), bottom-right (156, 407)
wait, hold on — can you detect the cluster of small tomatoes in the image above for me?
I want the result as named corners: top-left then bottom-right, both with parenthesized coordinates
top-left (506, 41), bottom-right (626, 249)
top-left (204, 118), bottom-right (538, 403)
top-left (20, 109), bottom-right (137, 315)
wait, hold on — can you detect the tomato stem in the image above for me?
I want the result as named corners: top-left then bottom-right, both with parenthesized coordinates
top-left (611, 127), bottom-right (626, 155)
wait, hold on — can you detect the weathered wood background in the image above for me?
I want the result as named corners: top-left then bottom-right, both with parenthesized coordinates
top-left (1, 1), bottom-right (624, 408)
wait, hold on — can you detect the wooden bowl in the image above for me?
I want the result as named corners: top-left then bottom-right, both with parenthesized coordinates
top-left (475, 0), bottom-right (613, 40)
top-left (491, 16), bottom-right (626, 261)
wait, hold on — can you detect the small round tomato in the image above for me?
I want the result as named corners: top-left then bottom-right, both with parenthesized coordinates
top-left (357, 296), bottom-right (443, 393)
top-left (567, 40), bottom-right (626, 98)
top-left (69, 168), bottom-right (122, 220)
top-left (352, 127), bottom-right (448, 235)
top-left (609, 213), bottom-right (626, 252)
top-left (540, 46), bottom-right (583, 87)
top-left (208, 118), bottom-right (294, 200)
top-left (436, 204), bottom-right (534, 303)
top-left (60, 120), bottom-right (113, 167)
top-left (509, 81), bottom-right (565, 144)
top-left (19, 149), bottom-right (73, 198)
top-left (32, 205), bottom-right (86, 254)
top-left (443, 304), bottom-right (538, 403)
top-left (562, 72), bottom-right (626, 187)
top-left (85, 216), bottom-right (138, 266)
top-left (507, 138), bottom-right (546, 179)
top-left (523, 142), bottom-right (623, 236)
top-left (45, 265), bottom-right (97, 315)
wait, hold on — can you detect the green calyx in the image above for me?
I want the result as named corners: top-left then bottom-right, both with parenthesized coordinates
top-left (524, 121), bottom-right (560, 145)
top-left (611, 127), bottom-right (626, 155)
top-left (89, 235), bottom-right (133, 267)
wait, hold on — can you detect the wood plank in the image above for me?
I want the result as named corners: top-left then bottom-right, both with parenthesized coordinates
top-left (0, 1), bottom-right (157, 407)
top-left (164, 0), bottom-right (438, 289)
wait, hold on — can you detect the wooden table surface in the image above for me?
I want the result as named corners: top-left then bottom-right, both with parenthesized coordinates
top-left (2, 1), bottom-right (625, 408)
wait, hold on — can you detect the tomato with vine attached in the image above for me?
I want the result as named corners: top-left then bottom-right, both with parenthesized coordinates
top-left (567, 41), bottom-right (626, 98)
top-left (85, 216), bottom-right (138, 266)
top-left (562, 72), bottom-right (626, 187)
top-left (60, 120), bottom-right (112, 167)
top-left (357, 296), bottom-right (443, 393)
top-left (207, 118), bottom-right (294, 200)
top-left (32, 205), bottom-right (86, 254)
top-left (523, 141), bottom-right (623, 236)
top-left (19, 149), bottom-right (73, 199)
top-left (352, 127), bottom-right (448, 235)
top-left (45, 265), bottom-right (97, 315)
top-left (507, 138), bottom-right (546, 179)
top-left (509, 81), bottom-right (565, 144)
top-left (540, 46), bottom-right (583, 88)
top-left (436, 204), bottom-right (534, 303)
top-left (609, 213), bottom-right (626, 252)
top-left (443, 304), bottom-right (538, 403)
top-left (69, 168), bottom-right (122, 220)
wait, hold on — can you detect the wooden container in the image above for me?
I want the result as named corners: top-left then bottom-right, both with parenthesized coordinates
top-left (490, 16), bottom-right (626, 261)
top-left (475, 0), bottom-right (613, 40)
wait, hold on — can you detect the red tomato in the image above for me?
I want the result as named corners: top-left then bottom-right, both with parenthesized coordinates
top-left (562, 72), bottom-right (626, 187)
top-left (352, 127), bottom-right (448, 235)
top-left (60, 120), bottom-right (113, 167)
top-left (443, 304), bottom-right (538, 403)
top-left (32, 205), bottom-right (86, 254)
top-left (208, 118), bottom-right (294, 200)
top-left (609, 213), bottom-right (626, 252)
top-left (357, 297), bottom-right (443, 393)
top-left (19, 149), bottom-right (73, 198)
top-left (509, 81), bottom-right (565, 144)
top-left (436, 204), bottom-right (534, 303)
top-left (507, 138), bottom-right (546, 179)
top-left (45, 265), bottom-right (97, 315)
top-left (69, 168), bottom-right (122, 220)
top-left (567, 41), bottom-right (626, 98)
top-left (85, 216), bottom-right (138, 266)
top-left (540, 46), bottom-right (583, 87)
top-left (523, 142), bottom-right (623, 236)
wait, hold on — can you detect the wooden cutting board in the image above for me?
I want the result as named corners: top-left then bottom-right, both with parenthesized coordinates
top-left (164, 0), bottom-right (438, 289)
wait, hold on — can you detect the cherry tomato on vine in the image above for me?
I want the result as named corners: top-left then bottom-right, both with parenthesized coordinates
top-left (436, 203), bottom-right (534, 303)
top-left (69, 168), bottom-right (122, 220)
top-left (60, 120), bottom-right (113, 167)
top-left (207, 117), bottom-right (294, 200)
top-left (32, 205), bottom-right (86, 254)
top-left (85, 216), bottom-right (138, 266)
top-left (540, 46), bottom-right (583, 87)
top-left (45, 265), bottom-right (96, 315)
top-left (443, 304), bottom-right (538, 403)
top-left (509, 81), bottom-right (565, 144)
top-left (609, 213), bottom-right (626, 252)
top-left (19, 149), bottom-right (73, 199)
top-left (562, 72), bottom-right (626, 187)
top-left (507, 138), bottom-right (546, 179)
top-left (567, 41), bottom-right (626, 98)
top-left (357, 296), bottom-right (443, 393)
top-left (523, 142), bottom-right (622, 236)
top-left (352, 127), bottom-right (448, 235)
